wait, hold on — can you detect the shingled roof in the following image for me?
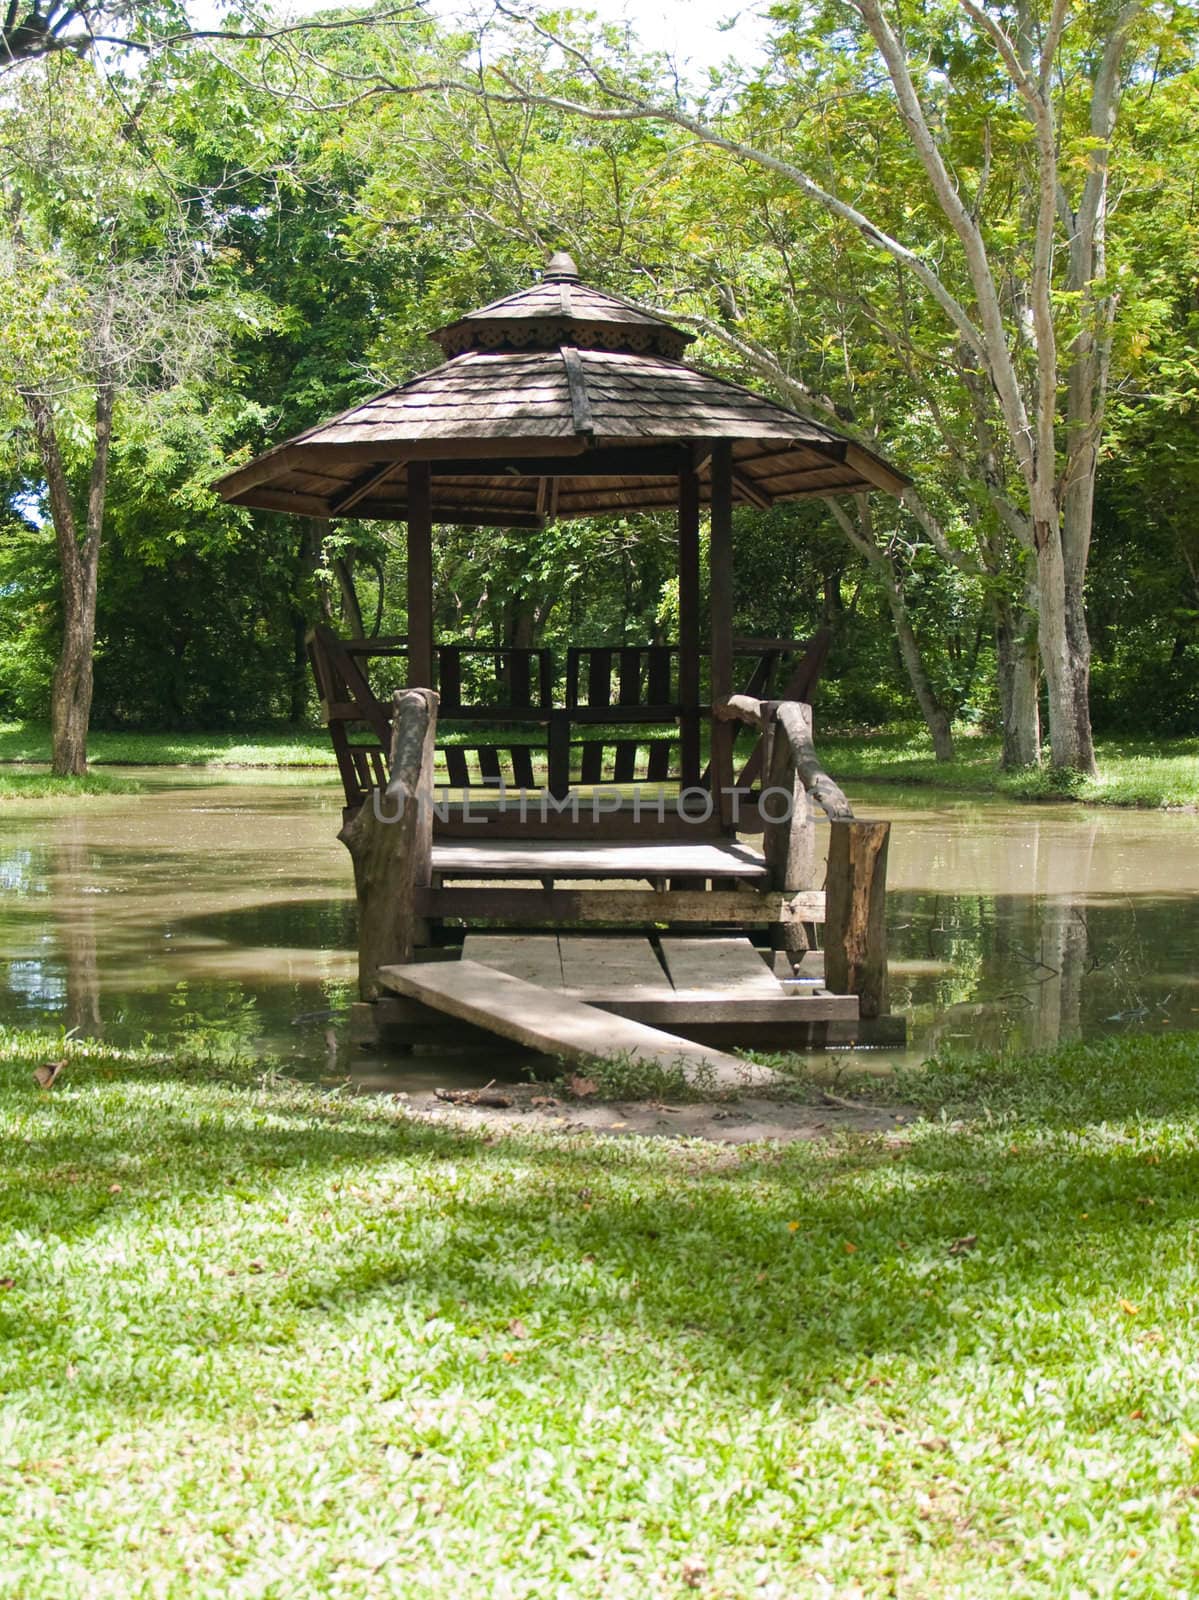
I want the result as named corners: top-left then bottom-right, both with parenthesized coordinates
top-left (216, 254), bottom-right (906, 526)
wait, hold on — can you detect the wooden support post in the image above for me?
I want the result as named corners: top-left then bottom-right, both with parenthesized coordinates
top-left (547, 709), bottom-right (571, 800)
top-left (709, 441), bottom-right (735, 826)
top-left (338, 688), bottom-right (439, 999)
top-left (677, 461), bottom-right (702, 788)
top-left (824, 820), bottom-right (890, 1018)
top-left (406, 460), bottom-right (434, 689)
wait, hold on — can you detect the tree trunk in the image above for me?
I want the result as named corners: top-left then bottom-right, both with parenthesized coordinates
top-left (1034, 499), bottom-right (1098, 776)
top-left (879, 570), bottom-right (955, 761)
top-left (1059, 402), bottom-right (1100, 777)
top-left (825, 495), bottom-right (955, 760)
top-left (334, 555), bottom-right (366, 639)
top-left (26, 381), bottom-right (112, 777)
top-left (994, 590), bottom-right (1040, 768)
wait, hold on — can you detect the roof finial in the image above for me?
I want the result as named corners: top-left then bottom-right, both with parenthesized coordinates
top-left (543, 250), bottom-right (580, 282)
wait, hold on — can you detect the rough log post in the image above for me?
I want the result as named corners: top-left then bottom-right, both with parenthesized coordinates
top-left (774, 701), bottom-right (854, 823)
top-left (825, 820), bottom-right (890, 1019)
top-left (338, 687), bottom-right (439, 999)
top-left (762, 716), bottom-right (816, 962)
top-left (715, 696), bottom-right (853, 968)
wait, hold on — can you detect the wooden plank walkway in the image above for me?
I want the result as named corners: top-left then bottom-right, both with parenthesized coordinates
top-left (460, 932), bottom-right (859, 1028)
top-left (376, 959), bottom-right (776, 1088)
top-left (659, 935), bottom-right (783, 998)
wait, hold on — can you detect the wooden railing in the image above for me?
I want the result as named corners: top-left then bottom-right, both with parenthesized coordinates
top-left (715, 694), bottom-right (890, 1017)
top-left (308, 624), bottom-right (832, 812)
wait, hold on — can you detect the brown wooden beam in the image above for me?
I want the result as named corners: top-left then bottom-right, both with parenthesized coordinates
top-left (301, 437), bottom-right (592, 466)
top-left (560, 345), bottom-right (597, 441)
top-left (329, 460), bottom-right (405, 516)
top-left (677, 462), bottom-right (702, 787)
top-left (416, 887), bottom-right (824, 924)
top-left (214, 445), bottom-right (301, 499)
top-left (732, 469), bottom-right (772, 509)
top-left (229, 487), bottom-right (337, 518)
top-left (843, 442), bottom-right (911, 496)
top-left (359, 503), bottom-right (547, 530)
top-left (429, 445), bottom-right (688, 478)
top-left (709, 441), bottom-right (735, 827)
top-left (406, 461), bottom-right (434, 689)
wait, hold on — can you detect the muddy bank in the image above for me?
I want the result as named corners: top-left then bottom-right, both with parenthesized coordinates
top-left (382, 1079), bottom-right (913, 1145)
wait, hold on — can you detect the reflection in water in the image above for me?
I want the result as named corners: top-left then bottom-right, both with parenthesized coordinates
top-left (54, 818), bottom-right (103, 1036)
top-left (882, 795), bottom-right (1198, 1059)
top-left (0, 774), bottom-right (1196, 1077)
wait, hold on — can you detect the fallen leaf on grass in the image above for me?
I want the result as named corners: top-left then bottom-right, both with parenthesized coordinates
top-left (33, 1061), bottom-right (65, 1090)
top-left (843, 1241), bottom-right (858, 1255)
top-left (949, 1235), bottom-right (978, 1256)
top-left (1120, 1299), bottom-right (1140, 1316)
top-left (569, 1075), bottom-right (599, 1099)
top-left (681, 1555), bottom-right (708, 1588)
top-left (508, 1319), bottom-right (528, 1340)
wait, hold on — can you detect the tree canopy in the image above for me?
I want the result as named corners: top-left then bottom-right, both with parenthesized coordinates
top-left (1, 0), bottom-right (1195, 764)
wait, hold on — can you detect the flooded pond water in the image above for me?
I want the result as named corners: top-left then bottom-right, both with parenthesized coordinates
top-left (2, 770), bottom-right (1196, 1080)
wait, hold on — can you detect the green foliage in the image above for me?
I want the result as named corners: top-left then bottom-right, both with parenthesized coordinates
top-left (0, 6), bottom-right (1195, 745)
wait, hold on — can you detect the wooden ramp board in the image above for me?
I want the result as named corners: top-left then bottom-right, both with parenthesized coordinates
top-left (376, 959), bottom-right (777, 1089)
top-left (431, 838), bottom-right (768, 881)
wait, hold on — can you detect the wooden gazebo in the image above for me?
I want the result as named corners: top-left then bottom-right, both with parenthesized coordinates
top-left (217, 254), bottom-right (906, 1063)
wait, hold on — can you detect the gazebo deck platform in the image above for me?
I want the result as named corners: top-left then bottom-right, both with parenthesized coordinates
top-left (418, 832), bottom-right (822, 931)
top-left (430, 837), bottom-right (770, 882)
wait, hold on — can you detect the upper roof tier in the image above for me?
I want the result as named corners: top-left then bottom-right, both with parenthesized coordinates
top-left (428, 252), bottom-right (695, 361)
top-left (215, 254), bottom-right (907, 524)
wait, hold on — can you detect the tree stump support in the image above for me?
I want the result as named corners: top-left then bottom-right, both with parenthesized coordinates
top-left (338, 687), bottom-right (439, 999)
top-left (824, 819), bottom-right (890, 1019)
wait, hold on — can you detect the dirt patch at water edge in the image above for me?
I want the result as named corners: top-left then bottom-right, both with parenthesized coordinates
top-left (385, 1081), bottom-right (914, 1145)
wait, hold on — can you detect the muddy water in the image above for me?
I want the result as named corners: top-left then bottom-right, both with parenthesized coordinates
top-left (1, 772), bottom-right (1196, 1078)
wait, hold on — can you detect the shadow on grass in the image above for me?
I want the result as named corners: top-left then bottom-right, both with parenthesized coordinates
top-left (2, 1036), bottom-right (1198, 1423)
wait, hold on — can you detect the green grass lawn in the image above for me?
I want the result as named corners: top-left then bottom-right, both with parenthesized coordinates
top-left (2, 719), bottom-right (1196, 808)
top-left (0, 722), bottom-right (336, 769)
top-left (2, 1029), bottom-right (1199, 1596)
top-left (0, 770), bottom-right (145, 800)
top-left (820, 729), bottom-right (1199, 809)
